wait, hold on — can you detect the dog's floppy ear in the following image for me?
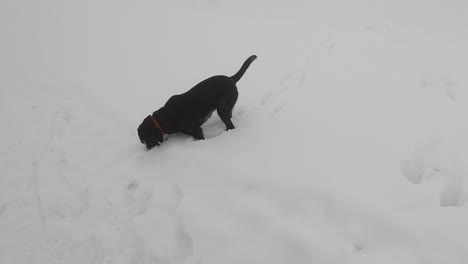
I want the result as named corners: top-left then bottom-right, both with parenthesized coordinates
top-left (138, 115), bottom-right (163, 150)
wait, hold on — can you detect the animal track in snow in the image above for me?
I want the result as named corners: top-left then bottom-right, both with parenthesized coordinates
top-left (260, 61), bottom-right (319, 116)
top-left (297, 72), bottom-right (307, 88)
top-left (123, 180), bottom-right (193, 263)
top-left (260, 74), bottom-right (293, 106)
top-left (420, 74), bottom-right (457, 101)
top-left (320, 38), bottom-right (336, 52)
top-left (400, 141), bottom-right (441, 184)
top-left (362, 23), bottom-right (410, 45)
top-left (37, 99), bottom-right (93, 220)
top-left (0, 202), bottom-right (7, 215)
top-left (271, 103), bottom-right (286, 116)
top-left (401, 140), bottom-right (465, 207)
top-left (128, 181), bottom-right (140, 190)
top-left (124, 180), bottom-right (154, 216)
top-left (260, 39), bottom-right (335, 114)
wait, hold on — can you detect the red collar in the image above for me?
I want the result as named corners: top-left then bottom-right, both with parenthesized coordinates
top-left (150, 115), bottom-right (165, 135)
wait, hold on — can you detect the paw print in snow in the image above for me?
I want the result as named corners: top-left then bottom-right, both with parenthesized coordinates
top-left (420, 74), bottom-right (457, 101)
top-left (401, 140), bottom-right (465, 207)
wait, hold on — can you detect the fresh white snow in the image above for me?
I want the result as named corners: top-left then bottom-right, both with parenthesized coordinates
top-left (1, 0), bottom-right (468, 263)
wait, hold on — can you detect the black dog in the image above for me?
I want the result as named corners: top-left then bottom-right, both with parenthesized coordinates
top-left (138, 55), bottom-right (257, 150)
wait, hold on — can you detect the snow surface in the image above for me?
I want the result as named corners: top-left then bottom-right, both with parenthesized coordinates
top-left (1, 0), bottom-right (468, 263)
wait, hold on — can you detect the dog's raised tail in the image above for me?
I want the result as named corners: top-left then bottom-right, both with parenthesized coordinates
top-left (230, 55), bottom-right (257, 83)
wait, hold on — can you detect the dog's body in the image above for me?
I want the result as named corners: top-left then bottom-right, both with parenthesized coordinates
top-left (138, 55), bottom-right (257, 149)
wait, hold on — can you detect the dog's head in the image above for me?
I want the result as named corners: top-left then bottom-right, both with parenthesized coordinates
top-left (137, 115), bottom-right (164, 150)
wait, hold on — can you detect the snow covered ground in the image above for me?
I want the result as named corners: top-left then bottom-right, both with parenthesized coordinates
top-left (1, 0), bottom-right (468, 263)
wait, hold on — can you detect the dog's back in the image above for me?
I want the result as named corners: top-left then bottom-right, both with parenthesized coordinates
top-left (168, 55), bottom-right (257, 126)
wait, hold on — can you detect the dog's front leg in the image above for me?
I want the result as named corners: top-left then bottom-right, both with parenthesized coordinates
top-left (182, 127), bottom-right (205, 140)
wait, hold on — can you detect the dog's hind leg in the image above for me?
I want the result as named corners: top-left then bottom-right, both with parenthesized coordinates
top-left (217, 101), bottom-right (236, 130)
